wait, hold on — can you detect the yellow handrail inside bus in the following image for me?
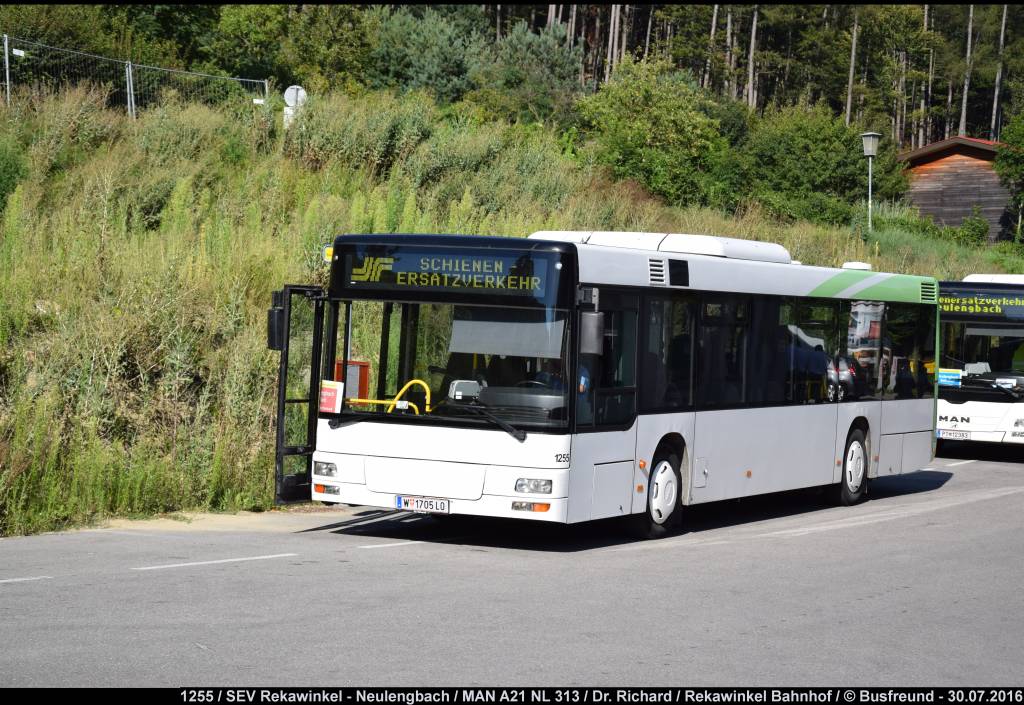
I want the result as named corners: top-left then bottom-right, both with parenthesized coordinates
top-left (345, 398), bottom-right (420, 415)
top-left (387, 379), bottom-right (432, 414)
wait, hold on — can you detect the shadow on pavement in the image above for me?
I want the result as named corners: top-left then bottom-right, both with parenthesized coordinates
top-left (295, 469), bottom-right (953, 553)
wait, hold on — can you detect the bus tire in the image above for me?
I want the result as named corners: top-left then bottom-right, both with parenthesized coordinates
top-left (836, 428), bottom-right (869, 506)
top-left (631, 448), bottom-right (684, 539)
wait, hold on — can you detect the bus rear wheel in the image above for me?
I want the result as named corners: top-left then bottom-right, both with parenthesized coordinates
top-left (836, 428), bottom-right (869, 506)
top-left (631, 448), bottom-right (684, 539)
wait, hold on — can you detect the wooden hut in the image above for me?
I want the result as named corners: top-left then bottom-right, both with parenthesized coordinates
top-left (898, 136), bottom-right (1012, 242)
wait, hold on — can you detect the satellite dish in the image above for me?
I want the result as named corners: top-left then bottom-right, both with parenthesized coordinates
top-left (284, 85), bottom-right (307, 108)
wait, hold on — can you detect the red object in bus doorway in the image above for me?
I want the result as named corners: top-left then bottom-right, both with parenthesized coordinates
top-left (335, 360), bottom-right (370, 399)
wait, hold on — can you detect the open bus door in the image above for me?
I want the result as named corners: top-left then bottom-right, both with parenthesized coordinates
top-left (267, 285), bottom-right (325, 504)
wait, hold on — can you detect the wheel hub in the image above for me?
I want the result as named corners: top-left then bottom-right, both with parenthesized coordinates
top-left (649, 461), bottom-right (678, 524)
top-left (846, 441), bottom-right (865, 493)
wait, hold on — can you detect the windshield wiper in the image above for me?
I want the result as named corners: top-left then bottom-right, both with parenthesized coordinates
top-left (961, 376), bottom-right (1024, 400)
top-left (454, 401), bottom-right (527, 442)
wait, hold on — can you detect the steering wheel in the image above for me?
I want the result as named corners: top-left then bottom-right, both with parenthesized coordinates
top-left (516, 380), bottom-right (548, 388)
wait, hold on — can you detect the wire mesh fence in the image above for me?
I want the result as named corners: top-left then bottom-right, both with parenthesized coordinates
top-left (1, 34), bottom-right (268, 115)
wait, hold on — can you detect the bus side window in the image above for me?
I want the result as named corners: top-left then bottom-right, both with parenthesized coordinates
top-left (844, 300), bottom-right (883, 401)
top-left (640, 296), bottom-right (693, 412)
top-left (696, 295), bottom-right (749, 408)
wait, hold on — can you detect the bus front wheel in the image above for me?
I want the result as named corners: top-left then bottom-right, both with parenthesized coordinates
top-left (631, 448), bottom-right (684, 539)
top-left (836, 428), bottom-right (869, 506)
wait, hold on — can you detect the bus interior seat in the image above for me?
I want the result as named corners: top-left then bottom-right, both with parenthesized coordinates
top-left (486, 355), bottom-right (527, 387)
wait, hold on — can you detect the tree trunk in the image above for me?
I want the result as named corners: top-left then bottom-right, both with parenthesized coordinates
top-left (569, 4), bottom-right (577, 47)
top-left (946, 78), bottom-right (953, 140)
top-left (959, 4), bottom-right (974, 137)
top-left (926, 9), bottom-right (934, 143)
top-left (496, 4), bottom-right (501, 41)
top-left (845, 9), bottom-right (859, 126)
top-left (605, 5), bottom-right (617, 82)
top-left (547, 4), bottom-right (556, 29)
top-left (746, 5), bottom-right (759, 109)
top-left (619, 4), bottom-right (630, 64)
top-left (644, 4), bottom-right (653, 59)
top-left (725, 8), bottom-right (734, 98)
top-left (992, 4), bottom-right (1008, 139)
top-left (703, 5), bottom-right (720, 89)
top-left (919, 5), bottom-right (929, 146)
top-left (899, 50), bottom-right (907, 148)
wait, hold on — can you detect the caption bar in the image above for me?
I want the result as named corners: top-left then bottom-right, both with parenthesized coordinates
top-left (175, 690), bottom-right (1024, 705)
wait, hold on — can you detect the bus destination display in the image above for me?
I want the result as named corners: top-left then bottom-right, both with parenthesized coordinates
top-left (939, 289), bottom-right (1024, 320)
top-left (344, 249), bottom-right (550, 297)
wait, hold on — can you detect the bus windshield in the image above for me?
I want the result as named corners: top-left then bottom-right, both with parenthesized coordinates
top-left (942, 323), bottom-right (1024, 375)
top-left (334, 301), bottom-right (570, 430)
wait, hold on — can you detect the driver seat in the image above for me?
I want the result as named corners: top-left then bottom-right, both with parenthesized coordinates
top-left (486, 355), bottom-right (527, 387)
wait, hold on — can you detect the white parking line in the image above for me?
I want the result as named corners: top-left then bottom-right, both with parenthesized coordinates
top-left (0, 575), bottom-right (53, 584)
top-left (358, 541), bottom-right (425, 549)
top-left (946, 460), bottom-right (976, 467)
top-left (132, 553), bottom-right (297, 571)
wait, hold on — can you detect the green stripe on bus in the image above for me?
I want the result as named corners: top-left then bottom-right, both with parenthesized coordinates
top-left (807, 270), bottom-right (876, 298)
top-left (854, 275), bottom-right (929, 303)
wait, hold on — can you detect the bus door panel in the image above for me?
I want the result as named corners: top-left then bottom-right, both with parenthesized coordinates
top-left (268, 285), bottom-right (325, 504)
top-left (571, 290), bottom-right (639, 522)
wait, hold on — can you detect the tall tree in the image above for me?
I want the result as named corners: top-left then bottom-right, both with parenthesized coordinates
top-left (746, 5), bottom-right (759, 109)
top-left (992, 4), bottom-right (1008, 139)
top-left (845, 8), bottom-right (859, 127)
top-left (725, 7), bottom-right (734, 99)
top-left (643, 4), bottom-right (653, 59)
top-left (959, 4), bottom-right (974, 137)
top-left (919, 4), bottom-right (929, 146)
top-left (702, 4), bottom-right (719, 89)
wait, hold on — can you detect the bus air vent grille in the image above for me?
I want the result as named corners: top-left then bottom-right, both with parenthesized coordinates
top-left (920, 281), bottom-right (937, 303)
top-left (649, 259), bottom-right (667, 286)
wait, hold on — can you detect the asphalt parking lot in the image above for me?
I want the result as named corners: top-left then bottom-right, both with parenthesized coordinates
top-left (1, 444), bottom-right (1022, 686)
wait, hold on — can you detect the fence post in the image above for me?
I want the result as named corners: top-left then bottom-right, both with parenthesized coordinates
top-left (3, 34), bottom-right (10, 107)
top-left (263, 79), bottom-right (269, 102)
top-left (125, 61), bottom-right (135, 118)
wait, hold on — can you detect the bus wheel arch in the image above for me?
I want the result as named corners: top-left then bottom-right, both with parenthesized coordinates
top-left (631, 435), bottom-right (686, 539)
top-left (653, 433), bottom-right (688, 502)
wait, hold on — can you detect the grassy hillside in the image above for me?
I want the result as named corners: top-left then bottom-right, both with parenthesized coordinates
top-left (1, 88), bottom-right (1022, 535)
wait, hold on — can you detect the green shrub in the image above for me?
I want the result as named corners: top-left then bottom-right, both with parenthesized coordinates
top-left (283, 91), bottom-right (437, 172)
top-left (465, 21), bottom-right (583, 125)
top-left (743, 101), bottom-right (906, 225)
top-left (578, 58), bottom-right (729, 207)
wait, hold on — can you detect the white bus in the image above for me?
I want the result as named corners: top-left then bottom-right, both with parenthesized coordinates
top-left (268, 232), bottom-right (938, 537)
top-left (937, 274), bottom-right (1024, 446)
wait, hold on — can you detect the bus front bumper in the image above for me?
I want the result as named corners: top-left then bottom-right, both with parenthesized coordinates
top-left (313, 483), bottom-right (570, 523)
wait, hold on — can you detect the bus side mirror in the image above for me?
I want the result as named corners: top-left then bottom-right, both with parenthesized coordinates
top-left (580, 311), bottom-right (605, 356)
top-left (268, 291), bottom-right (286, 351)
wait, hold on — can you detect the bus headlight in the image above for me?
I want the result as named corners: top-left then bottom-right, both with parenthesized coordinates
top-left (515, 478), bottom-right (552, 494)
top-left (314, 461), bottom-right (337, 477)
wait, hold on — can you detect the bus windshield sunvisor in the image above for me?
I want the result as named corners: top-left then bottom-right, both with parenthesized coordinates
top-left (448, 308), bottom-right (566, 360)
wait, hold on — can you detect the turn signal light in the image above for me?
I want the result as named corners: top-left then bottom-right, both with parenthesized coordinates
top-left (511, 501), bottom-right (550, 512)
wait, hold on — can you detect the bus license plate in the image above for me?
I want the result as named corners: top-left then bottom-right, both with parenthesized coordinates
top-left (395, 495), bottom-right (450, 514)
top-left (939, 430), bottom-right (969, 440)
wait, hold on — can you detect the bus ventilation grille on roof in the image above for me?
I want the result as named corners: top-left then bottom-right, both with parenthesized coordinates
top-left (649, 259), bottom-right (667, 285)
top-left (920, 281), bottom-right (937, 303)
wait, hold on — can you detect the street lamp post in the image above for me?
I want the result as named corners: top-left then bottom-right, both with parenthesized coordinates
top-left (861, 132), bottom-right (881, 233)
